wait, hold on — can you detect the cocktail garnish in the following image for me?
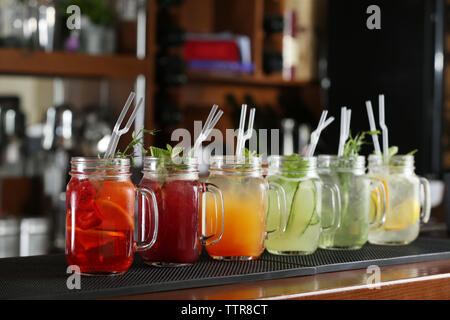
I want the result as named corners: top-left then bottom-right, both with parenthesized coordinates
top-left (112, 128), bottom-right (157, 166)
top-left (342, 130), bottom-right (380, 158)
top-left (281, 154), bottom-right (309, 178)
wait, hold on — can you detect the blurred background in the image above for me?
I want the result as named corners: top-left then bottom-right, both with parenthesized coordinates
top-left (0, 0), bottom-right (448, 257)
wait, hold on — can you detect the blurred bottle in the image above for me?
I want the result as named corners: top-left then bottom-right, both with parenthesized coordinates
top-left (157, 26), bottom-right (186, 48)
top-left (281, 118), bottom-right (295, 156)
top-left (41, 104), bottom-right (75, 250)
top-left (298, 123), bottom-right (311, 155)
top-left (20, 217), bottom-right (50, 256)
top-left (156, 54), bottom-right (187, 86)
top-left (116, 0), bottom-right (137, 54)
top-left (263, 50), bottom-right (283, 74)
top-left (0, 0), bottom-right (27, 47)
top-left (263, 15), bottom-right (284, 34)
top-left (0, 218), bottom-right (20, 258)
top-left (0, 97), bottom-right (26, 175)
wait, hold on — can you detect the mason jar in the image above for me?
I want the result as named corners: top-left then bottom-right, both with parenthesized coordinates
top-left (367, 155), bottom-right (430, 245)
top-left (138, 157), bottom-right (224, 267)
top-left (205, 155), bottom-right (285, 260)
top-left (317, 155), bottom-right (386, 250)
top-left (265, 156), bottom-right (341, 255)
top-left (66, 157), bottom-right (158, 276)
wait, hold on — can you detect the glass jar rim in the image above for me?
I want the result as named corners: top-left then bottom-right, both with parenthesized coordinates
top-left (209, 155), bottom-right (262, 171)
top-left (70, 157), bottom-right (131, 175)
top-left (267, 155), bottom-right (317, 171)
top-left (368, 154), bottom-right (415, 168)
top-left (317, 155), bottom-right (366, 169)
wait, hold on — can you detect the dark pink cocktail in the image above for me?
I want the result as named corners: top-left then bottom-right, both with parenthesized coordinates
top-left (138, 157), bottom-right (224, 267)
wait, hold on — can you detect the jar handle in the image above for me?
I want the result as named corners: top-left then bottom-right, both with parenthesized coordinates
top-left (135, 186), bottom-right (159, 252)
top-left (266, 181), bottom-right (287, 236)
top-left (320, 182), bottom-right (342, 233)
top-left (368, 179), bottom-right (387, 229)
top-left (201, 183), bottom-right (225, 246)
top-left (419, 177), bottom-right (431, 224)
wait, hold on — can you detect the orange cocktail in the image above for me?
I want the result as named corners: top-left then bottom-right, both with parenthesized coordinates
top-left (205, 156), bottom-right (267, 260)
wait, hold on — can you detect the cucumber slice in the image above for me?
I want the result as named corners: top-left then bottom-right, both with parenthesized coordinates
top-left (288, 180), bottom-right (317, 236)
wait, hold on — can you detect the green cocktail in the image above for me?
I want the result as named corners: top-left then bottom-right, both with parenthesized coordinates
top-left (265, 155), bottom-right (340, 255)
top-left (317, 155), bottom-right (385, 250)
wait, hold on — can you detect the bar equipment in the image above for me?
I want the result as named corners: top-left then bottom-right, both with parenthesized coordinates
top-left (0, 218), bottom-right (20, 258)
top-left (20, 217), bottom-right (50, 256)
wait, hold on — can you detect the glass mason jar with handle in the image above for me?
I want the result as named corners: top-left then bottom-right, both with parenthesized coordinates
top-left (66, 157), bottom-right (158, 276)
top-left (204, 155), bottom-right (286, 260)
top-left (318, 155), bottom-right (387, 250)
top-left (138, 157), bottom-right (224, 267)
top-left (367, 155), bottom-right (431, 245)
top-left (265, 156), bottom-right (342, 255)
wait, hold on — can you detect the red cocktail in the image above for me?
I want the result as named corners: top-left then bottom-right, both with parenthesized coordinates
top-left (66, 158), bottom-right (158, 276)
top-left (138, 157), bottom-right (224, 267)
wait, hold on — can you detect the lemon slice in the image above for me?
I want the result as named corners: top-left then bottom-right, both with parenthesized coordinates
top-left (383, 198), bottom-right (420, 231)
top-left (369, 179), bottom-right (388, 227)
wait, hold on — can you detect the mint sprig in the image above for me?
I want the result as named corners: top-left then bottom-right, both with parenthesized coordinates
top-left (281, 154), bottom-right (309, 178)
top-left (111, 128), bottom-right (157, 166)
top-left (343, 130), bottom-right (379, 157)
top-left (380, 146), bottom-right (418, 164)
top-left (149, 144), bottom-right (184, 159)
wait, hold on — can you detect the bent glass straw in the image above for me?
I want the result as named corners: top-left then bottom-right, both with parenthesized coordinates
top-left (378, 94), bottom-right (389, 164)
top-left (337, 107), bottom-right (348, 156)
top-left (307, 113), bottom-right (334, 157)
top-left (235, 105), bottom-right (256, 157)
top-left (365, 100), bottom-right (381, 156)
top-left (306, 110), bottom-right (327, 157)
top-left (192, 104), bottom-right (224, 156)
top-left (104, 92), bottom-right (143, 159)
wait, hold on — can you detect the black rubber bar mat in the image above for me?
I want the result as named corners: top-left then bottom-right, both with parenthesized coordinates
top-left (0, 237), bottom-right (449, 299)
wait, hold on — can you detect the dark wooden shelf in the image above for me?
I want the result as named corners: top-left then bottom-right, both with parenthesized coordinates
top-left (187, 71), bottom-right (314, 87)
top-left (0, 48), bottom-right (150, 78)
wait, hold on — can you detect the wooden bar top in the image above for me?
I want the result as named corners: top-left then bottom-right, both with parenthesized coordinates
top-left (114, 228), bottom-right (450, 300)
top-left (113, 258), bottom-right (450, 300)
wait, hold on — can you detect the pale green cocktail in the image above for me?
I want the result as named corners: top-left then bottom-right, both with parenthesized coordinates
top-left (265, 156), bottom-right (340, 255)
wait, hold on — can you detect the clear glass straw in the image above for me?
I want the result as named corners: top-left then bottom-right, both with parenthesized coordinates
top-left (104, 92), bottom-right (143, 159)
top-left (378, 94), bottom-right (389, 164)
top-left (365, 100), bottom-right (381, 156)
top-left (192, 104), bottom-right (223, 156)
top-left (307, 113), bottom-right (334, 157)
top-left (235, 105), bottom-right (256, 157)
top-left (337, 107), bottom-right (348, 156)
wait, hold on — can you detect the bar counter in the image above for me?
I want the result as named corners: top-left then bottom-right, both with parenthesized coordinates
top-left (1, 233), bottom-right (449, 300)
top-left (115, 258), bottom-right (450, 300)
top-left (115, 232), bottom-right (450, 300)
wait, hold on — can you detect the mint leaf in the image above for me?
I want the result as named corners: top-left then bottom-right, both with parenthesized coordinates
top-left (171, 146), bottom-right (184, 158)
top-left (406, 149), bottom-right (418, 156)
top-left (343, 130), bottom-right (379, 157)
top-left (110, 128), bottom-right (157, 166)
top-left (282, 154), bottom-right (309, 178)
top-left (243, 148), bottom-right (260, 158)
top-left (149, 146), bottom-right (171, 158)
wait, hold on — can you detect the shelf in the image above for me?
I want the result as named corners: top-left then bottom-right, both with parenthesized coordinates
top-left (0, 48), bottom-right (150, 78)
top-left (187, 71), bottom-right (314, 87)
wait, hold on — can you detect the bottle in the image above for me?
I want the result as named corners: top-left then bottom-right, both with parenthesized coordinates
top-left (156, 54), bottom-right (187, 86)
top-left (263, 15), bottom-right (284, 34)
top-left (263, 50), bottom-right (283, 74)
